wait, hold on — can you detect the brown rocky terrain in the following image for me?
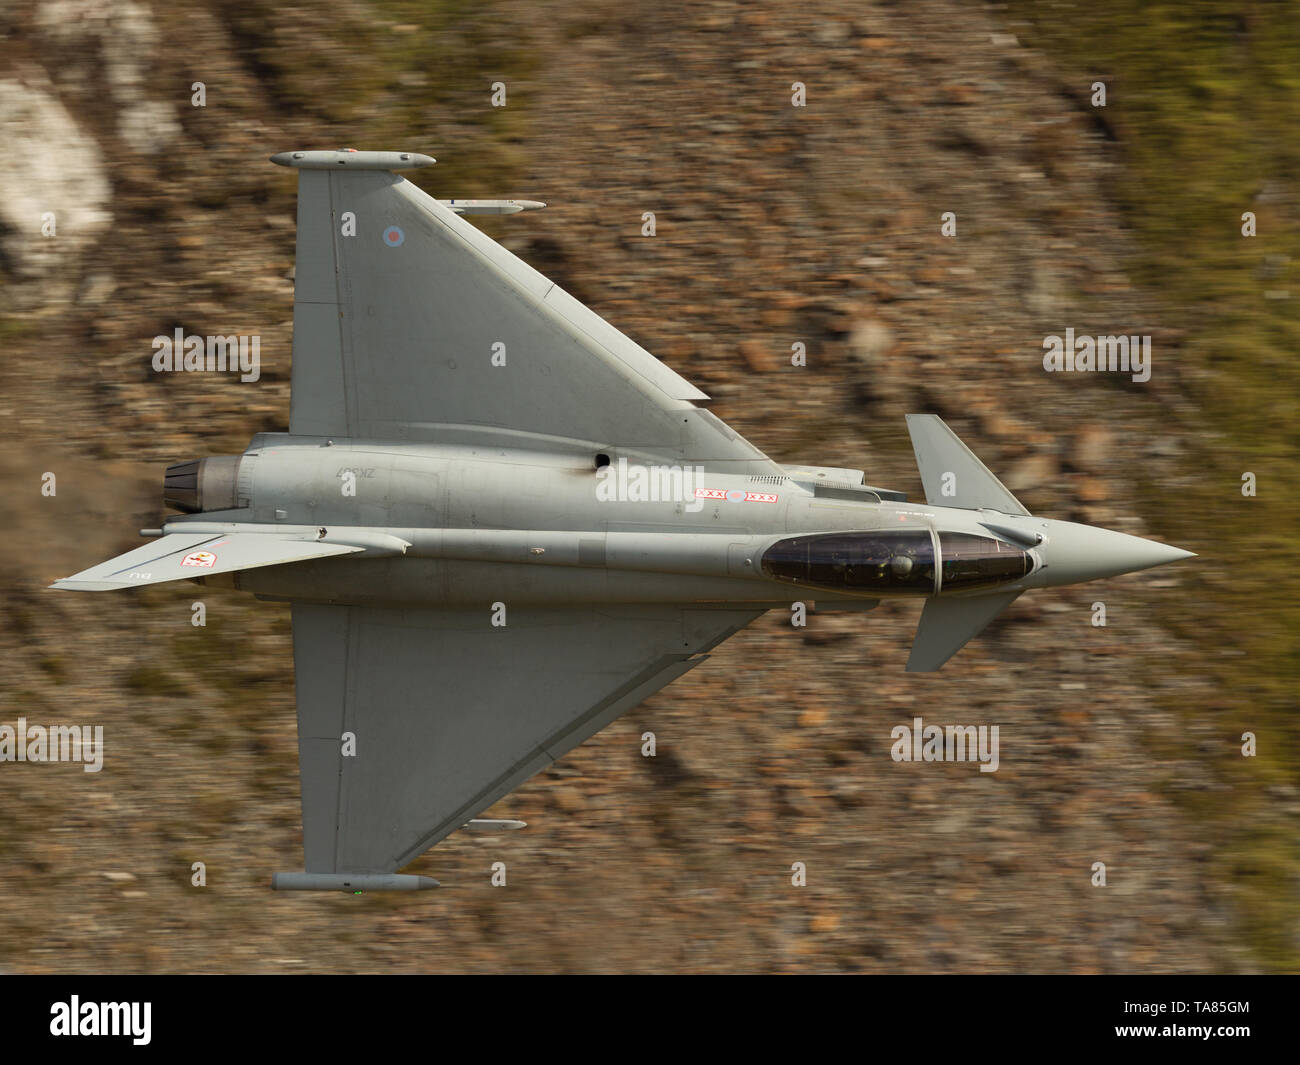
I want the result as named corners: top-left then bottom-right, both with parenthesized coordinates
top-left (0, 0), bottom-right (1274, 972)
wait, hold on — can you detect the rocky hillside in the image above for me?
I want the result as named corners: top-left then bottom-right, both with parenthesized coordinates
top-left (0, 0), bottom-right (1290, 972)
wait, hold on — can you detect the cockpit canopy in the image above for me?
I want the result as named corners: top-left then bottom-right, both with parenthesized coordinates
top-left (761, 529), bottom-right (937, 595)
top-left (938, 531), bottom-right (1033, 591)
top-left (760, 529), bottom-right (1031, 596)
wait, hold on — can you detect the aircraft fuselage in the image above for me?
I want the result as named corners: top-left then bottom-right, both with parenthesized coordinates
top-left (178, 435), bottom-right (1187, 610)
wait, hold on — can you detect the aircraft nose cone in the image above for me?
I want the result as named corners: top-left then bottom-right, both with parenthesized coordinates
top-left (1035, 521), bottom-right (1195, 586)
top-left (1096, 531), bottom-right (1195, 576)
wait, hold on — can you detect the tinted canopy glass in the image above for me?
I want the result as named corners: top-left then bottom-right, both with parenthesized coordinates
top-left (760, 530), bottom-right (937, 595)
top-left (938, 532), bottom-right (1031, 591)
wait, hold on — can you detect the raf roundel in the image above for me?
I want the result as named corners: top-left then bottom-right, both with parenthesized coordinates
top-left (383, 225), bottom-right (405, 247)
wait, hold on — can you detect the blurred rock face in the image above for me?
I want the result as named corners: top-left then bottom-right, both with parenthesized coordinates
top-left (36, 0), bottom-right (181, 153)
top-left (0, 1), bottom-right (1260, 974)
top-left (0, 77), bottom-right (110, 279)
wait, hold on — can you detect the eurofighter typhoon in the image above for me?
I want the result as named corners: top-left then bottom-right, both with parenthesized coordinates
top-left (52, 149), bottom-right (1194, 891)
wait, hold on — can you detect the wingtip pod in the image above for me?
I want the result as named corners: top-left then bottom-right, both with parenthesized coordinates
top-left (270, 150), bottom-right (436, 170)
top-left (271, 872), bottom-right (439, 892)
top-left (439, 198), bottom-right (546, 216)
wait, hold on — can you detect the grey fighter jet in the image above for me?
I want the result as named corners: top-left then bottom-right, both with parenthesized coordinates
top-left (52, 149), bottom-right (1193, 891)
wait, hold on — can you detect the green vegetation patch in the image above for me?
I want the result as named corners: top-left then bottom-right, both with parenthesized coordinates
top-left (1008, 0), bottom-right (1300, 972)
